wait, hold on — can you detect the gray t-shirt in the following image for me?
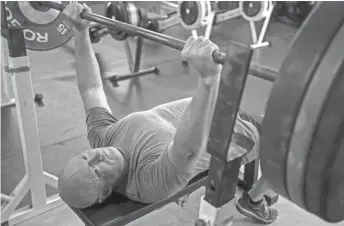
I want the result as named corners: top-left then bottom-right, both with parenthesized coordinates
top-left (86, 98), bottom-right (259, 203)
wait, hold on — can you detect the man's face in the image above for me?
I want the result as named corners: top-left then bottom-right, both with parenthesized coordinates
top-left (80, 147), bottom-right (125, 201)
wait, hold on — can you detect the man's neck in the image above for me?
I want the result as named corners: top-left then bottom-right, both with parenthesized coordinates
top-left (112, 153), bottom-right (129, 193)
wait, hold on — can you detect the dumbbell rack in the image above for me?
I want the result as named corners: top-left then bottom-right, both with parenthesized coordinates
top-left (1, 3), bottom-right (63, 226)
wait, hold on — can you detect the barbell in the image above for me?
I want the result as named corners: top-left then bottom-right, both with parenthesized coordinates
top-left (2, 1), bottom-right (277, 82)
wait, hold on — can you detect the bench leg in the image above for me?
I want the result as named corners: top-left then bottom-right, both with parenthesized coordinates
top-left (244, 159), bottom-right (260, 189)
top-left (237, 159), bottom-right (259, 191)
top-left (242, 159), bottom-right (279, 206)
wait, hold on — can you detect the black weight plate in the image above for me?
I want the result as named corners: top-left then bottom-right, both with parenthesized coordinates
top-left (286, 17), bottom-right (344, 210)
top-left (260, 2), bottom-right (344, 199)
top-left (242, 1), bottom-right (262, 17)
top-left (179, 1), bottom-right (198, 25)
top-left (304, 24), bottom-right (344, 223)
top-left (105, 2), bottom-right (129, 41)
top-left (325, 128), bottom-right (344, 223)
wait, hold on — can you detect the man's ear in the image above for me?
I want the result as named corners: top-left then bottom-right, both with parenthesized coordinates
top-left (98, 188), bottom-right (112, 203)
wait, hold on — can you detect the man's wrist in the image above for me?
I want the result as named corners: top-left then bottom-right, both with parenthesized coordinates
top-left (74, 27), bottom-right (90, 38)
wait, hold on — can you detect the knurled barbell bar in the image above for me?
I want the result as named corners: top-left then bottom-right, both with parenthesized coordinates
top-left (37, 1), bottom-right (229, 63)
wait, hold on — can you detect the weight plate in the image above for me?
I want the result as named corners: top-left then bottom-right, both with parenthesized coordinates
top-left (18, 1), bottom-right (59, 24)
top-left (240, 1), bottom-right (268, 22)
top-left (260, 2), bottom-right (344, 200)
top-left (286, 19), bottom-right (344, 210)
top-left (304, 24), bottom-right (344, 222)
top-left (127, 3), bottom-right (140, 27)
top-left (3, 1), bottom-right (74, 51)
top-left (242, 1), bottom-right (262, 17)
top-left (105, 2), bottom-right (130, 41)
top-left (179, 1), bottom-right (199, 25)
top-left (178, 1), bottom-right (210, 30)
top-left (325, 127), bottom-right (344, 223)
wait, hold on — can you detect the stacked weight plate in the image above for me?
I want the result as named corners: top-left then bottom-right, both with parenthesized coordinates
top-left (260, 2), bottom-right (344, 223)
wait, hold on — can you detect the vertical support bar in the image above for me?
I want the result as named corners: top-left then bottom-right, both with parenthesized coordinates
top-left (204, 12), bottom-right (215, 40)
top-left (244, 159), bottom-right (259, 189)
top-left (1, 1), bottom-right (13, 106)
top-left (132, 37), bottom-right (145, 108)
top-left (4, 26), bottom-right (47, 207)
top-left (133, 37), bottom-right (144, 72)
top-left (257, 2), bottom-right (274, 45)
top-left (191, 30), bottom-right (198, 38)
top-left (1, 48), bottom-right (15, 106)
top-left (1, 1), bottom-right (7, 29)
top-left (122, 39), bottom-right (136, 104)
top-left (123, 37), bottom-right (144, 106)
top-left (249, 21), bottom-right (258, 44)
top-left (124, 39), bottom-right (135, 72)
top-left (204, 42), bottom-right (253, 207)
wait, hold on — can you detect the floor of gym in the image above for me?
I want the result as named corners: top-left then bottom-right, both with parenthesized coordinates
top-left (1, 2), bottom-right (343, 226)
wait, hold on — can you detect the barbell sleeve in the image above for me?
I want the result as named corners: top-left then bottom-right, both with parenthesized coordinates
top-left (250, 63), bottom-right (276, 82)
top-left (39, 1), bottom-right (277, 81)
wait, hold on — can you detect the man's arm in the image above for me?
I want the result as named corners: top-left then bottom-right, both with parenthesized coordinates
top-left (167, 37), bottom-right (221, 175)
top-left (64, 3), bottom-right (111, 113)
top-left (167, 77), bottom-right (219, 174)
top-left (74, 29), bottom-right (111, 113)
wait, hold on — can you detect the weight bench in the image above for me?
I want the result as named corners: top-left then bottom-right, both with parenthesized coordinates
top-left (69, 160), bottom-right (261, 226)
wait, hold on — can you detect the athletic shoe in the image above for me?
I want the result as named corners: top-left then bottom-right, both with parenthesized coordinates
top-left (236, 192), bottom-right (278, 224)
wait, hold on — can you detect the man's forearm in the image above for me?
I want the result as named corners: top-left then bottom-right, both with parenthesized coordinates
top-left (173, 76), bottom-right (220, 156)
top-left (74, 29), bottom-right (103, 93)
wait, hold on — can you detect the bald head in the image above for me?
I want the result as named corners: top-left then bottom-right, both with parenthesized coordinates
top-left (58, 156), bottom-right (104, 209)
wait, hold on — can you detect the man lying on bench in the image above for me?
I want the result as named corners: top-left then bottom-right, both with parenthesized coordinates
top-left (58, 2), bottom-right (278, 224)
